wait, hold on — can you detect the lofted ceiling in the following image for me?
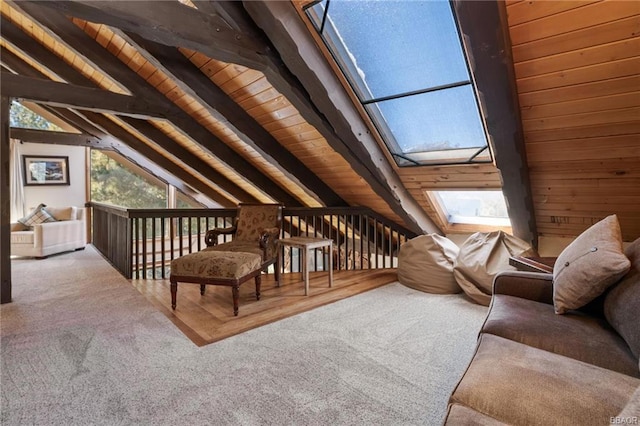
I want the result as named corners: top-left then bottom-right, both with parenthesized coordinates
top-left (1, 0), bottom-right (638, 244)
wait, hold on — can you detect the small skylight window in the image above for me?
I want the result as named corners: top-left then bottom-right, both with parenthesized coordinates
top-left (432, 190), bottom-right (511, 227)
top-left (304, 0), bottom-right (491, 166)
top-left (9, 100), bottom-right (64, 132)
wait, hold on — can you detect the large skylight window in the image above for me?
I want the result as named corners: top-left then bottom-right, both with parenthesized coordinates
top-left (304, 0), bottom-right (491, 166)
top-left (432, 191), bottom-right (511, 227)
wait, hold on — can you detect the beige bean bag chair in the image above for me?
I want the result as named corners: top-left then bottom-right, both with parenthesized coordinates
top-left (454, 231), bottom-right (536, 305)
top-left (398, 234), bottom-right (461, 294)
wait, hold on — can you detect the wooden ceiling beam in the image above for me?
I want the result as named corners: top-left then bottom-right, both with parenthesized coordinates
top-left (9, 127), bottom-right (104, 148)
top-left (453, 0), bottom-right (537, 247)
top-left (31, 0), bottom-right (268, 70)
top-left (10, 1), bottom-right (302, 206)
top-left (116, 116), bottom-right (259, 204)
top-left (123, 34), bottom-right (347, 207)
top-left (242, 1), bottom-right (441, 235)
top-left (40, 106), bottom-right (218, 208)
top-left (0, 47), bottom-right (236, 206)
top-left (1, 72), bottom-right (171, 119)
top-left (76, 110), bottom-right (238, 207)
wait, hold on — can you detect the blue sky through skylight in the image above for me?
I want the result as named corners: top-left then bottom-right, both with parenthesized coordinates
top-left (306, 0), bottom-right (490, 165)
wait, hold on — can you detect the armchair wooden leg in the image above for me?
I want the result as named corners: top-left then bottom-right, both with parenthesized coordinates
top-left (232, 285), bottom-right (240, 316)
top-left (255, 274), bottom-right (261, 300)
top-left (170, 280), bottom-right (178, 310)
top-left (200, 284), bottom-right (206, 295)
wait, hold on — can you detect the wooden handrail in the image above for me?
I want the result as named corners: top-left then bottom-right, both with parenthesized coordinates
top-left (88, 203), bottom-right (413, 279)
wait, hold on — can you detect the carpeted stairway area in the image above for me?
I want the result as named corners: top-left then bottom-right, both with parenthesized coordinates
top-left (2, 246), bottom-right (487, 425)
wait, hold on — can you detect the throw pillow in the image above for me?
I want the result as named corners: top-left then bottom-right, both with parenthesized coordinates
top-left (553, 215), bottom-right (630, 314)
top-left (604, 237), bottom-right (640, 358)
top-left (398, 234), bottom-right (461, 294)
top-left (18, 203), bottom-right (57, 229)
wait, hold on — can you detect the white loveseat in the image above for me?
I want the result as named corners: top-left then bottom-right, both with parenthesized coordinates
top-left (11, 206), bottom-right (87, 258)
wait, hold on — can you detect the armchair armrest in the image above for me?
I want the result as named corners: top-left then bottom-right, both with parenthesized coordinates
top-left (259, 227), bottom-right (281, 260)
top-left (492, 271), bottom-right (553, 304)
top-left (205, 226), bottom-right (237, 247)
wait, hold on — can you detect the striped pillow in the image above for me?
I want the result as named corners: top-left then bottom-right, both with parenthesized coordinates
top-left (17, 203), bottom-right (57, 229)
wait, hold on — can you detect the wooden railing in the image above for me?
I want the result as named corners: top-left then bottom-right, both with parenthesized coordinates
top-left (89, 203), bottom-right (417, 279)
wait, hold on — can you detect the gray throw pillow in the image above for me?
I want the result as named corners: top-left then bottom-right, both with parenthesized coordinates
top-left (553, 215), bottom-right (630, 314)
top-left (604, 237), bottom-right (640, 359)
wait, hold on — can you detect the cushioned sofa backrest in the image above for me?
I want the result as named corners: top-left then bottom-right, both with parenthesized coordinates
top-left (604, 238), bottom-right (640, 360)
top-left (46, 206), bottom-right (77, 221)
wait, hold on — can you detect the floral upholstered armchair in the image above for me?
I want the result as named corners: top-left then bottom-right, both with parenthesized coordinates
top-left (204, 203), bottom-right (283, 264)
top-left (169, 203), bottom-right (284, 315)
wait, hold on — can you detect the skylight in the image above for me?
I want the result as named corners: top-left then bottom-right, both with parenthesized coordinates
top-left (304, 0), bottom-right (491, 166)
top-left (432, 191), bottom-right (511, 227)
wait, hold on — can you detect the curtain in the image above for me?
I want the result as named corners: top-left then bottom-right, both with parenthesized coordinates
top-left (9, 138), bottom-right (25, 222)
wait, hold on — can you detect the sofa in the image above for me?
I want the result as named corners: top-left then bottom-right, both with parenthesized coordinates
top-left (11, 206), bottom-right (87, 258)
top-left (444, 233), bottom-right (640, 425)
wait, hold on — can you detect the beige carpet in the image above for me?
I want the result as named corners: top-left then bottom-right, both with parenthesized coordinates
top-left (2, 246), bottom-right (487, 425)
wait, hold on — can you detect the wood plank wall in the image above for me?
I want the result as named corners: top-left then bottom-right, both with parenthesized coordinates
top-left (506, 0), bottom-right (640, 241)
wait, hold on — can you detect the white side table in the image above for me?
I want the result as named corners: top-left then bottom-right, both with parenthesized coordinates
top-left (277, 237), bottom-right (333, 295)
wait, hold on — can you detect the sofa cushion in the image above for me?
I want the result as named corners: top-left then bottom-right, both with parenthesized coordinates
top-left (398, 234), bottom-right (461, 294)
top-left (10, 231), bottom-right (34, 245)
top-left (45, 206), bottom-right (77, 221)
top-left (605, 237), bottom-right (640, 360)
top-left (454, 231), bottom-right (535, 306)
top-left (450, 334), bottom-right (640, 426)
top-left (17, 203), bottom-right (56, 229)
top-left (553, 215), bottom-right (630, 314)
top-left (444, 403), bottom-right (508, 425)
top-left (483, 294), bottom-right (639, 377)
top-left (170, 250), bottom-right (262, 279)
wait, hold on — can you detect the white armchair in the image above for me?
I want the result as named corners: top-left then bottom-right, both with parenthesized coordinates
top-left (11, 206), bottom-right (87, 258)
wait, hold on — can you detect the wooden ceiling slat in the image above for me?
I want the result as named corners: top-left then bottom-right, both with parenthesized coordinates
top-left (509, 1), bottom-right (639, 46)
top-left (512, 15), bottom-right (640, 63)
top-left (516, 57), bottom-right (640, 93)
top-left (521, 91), bottom-right (640, 120)
top-left (525, 121), bottom-right (640, 143)
top-left (529, 158), bottom-right (640, 175)
top-left (522, 106), bottom-right (640, 132)
top-left (515, 38), bottom-right (639, 79)
top-left (519, 75), bottom-right (640, 107)
top-left (526, 134), bottom-right (640, 162)
top-left (506, 0), bottom-right (598, 27)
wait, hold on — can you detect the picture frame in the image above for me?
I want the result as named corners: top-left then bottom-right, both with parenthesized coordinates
top-left (23, 155), bottom-right (70, 186)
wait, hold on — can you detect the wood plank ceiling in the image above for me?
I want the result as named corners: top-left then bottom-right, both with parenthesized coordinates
top-left (506, 0), bottom-right (640, 242)
top-left (1, 0), bottom-right (638, 243)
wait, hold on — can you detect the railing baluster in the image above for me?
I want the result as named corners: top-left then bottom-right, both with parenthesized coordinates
top-left (89, 204), bottom-right (416, 280)
top-left (151, 217), bottom-right (156, 280)
top-left (161, 217), bottom-right (166, 279)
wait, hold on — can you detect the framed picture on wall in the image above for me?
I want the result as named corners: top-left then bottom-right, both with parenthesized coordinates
top-left (23, 155), bottom-right (70, 186)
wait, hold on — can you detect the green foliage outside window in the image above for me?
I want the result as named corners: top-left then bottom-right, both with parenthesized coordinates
top-left (91, 150), bottom-right (166, 209)
top-left (10, 101), bottom-right (64, 131)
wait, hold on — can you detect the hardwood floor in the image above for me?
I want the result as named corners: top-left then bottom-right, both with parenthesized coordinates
top-left (132, 269), bottom-right (398, 346)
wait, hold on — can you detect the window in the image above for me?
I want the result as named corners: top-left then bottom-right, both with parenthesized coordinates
top-left (432, 190), bottom-right (511, 227)
top-left (91, 150), bottom-right (167, 208)
top-left (9, 100), bottom-right (64, 131)
top-left (304, 0), bottom-right (490, 166)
